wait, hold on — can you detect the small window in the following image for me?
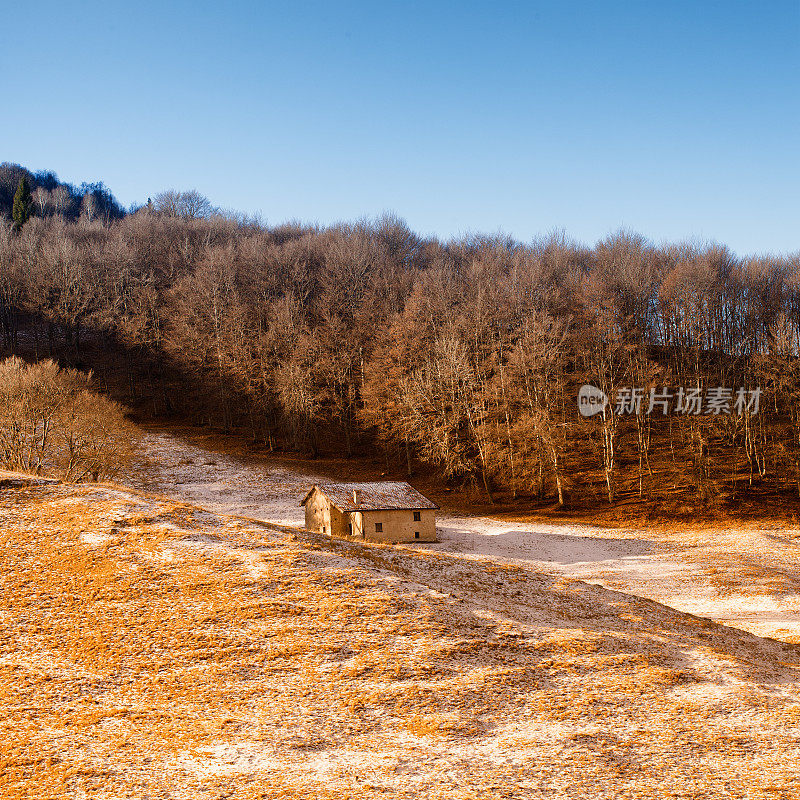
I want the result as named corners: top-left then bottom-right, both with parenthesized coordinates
top-left (375, 522), bottom-right (383, 533)
top-left (414, 531), bottom-right (420, 539)
top-left (413, 511), bottom-right (421, 522)
top-left (348, 523), bottom-right (352, 535)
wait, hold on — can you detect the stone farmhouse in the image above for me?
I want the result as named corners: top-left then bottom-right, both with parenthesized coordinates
top-left (301, 482), bottom-right (438, 543)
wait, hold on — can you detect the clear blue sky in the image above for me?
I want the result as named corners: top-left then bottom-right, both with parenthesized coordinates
top-left (3, 0), bottom-right (798, 255)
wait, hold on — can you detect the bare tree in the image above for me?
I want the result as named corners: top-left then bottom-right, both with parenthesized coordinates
top-left (33, 187), bottom-right (52, 217)
top-left (154, 189), bottom-right (214, 220)
top-left (0, 358), bottom-right (135, 481)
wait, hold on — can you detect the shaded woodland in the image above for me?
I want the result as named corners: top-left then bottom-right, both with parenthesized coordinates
top-left (2, 162), bottom-right (800, 512)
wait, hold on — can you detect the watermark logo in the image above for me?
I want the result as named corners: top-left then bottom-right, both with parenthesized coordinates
top-left (578, 384), bottom-right (609, 417)
top-left (578, 385), bottom-right (762, 416)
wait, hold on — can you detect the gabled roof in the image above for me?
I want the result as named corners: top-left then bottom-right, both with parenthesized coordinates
top-left (301, 481), bottom-right (439, 512)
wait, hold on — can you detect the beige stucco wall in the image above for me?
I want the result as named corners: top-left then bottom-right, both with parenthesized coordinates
top-left (361, 509), bottom-right (436, 543)
top-left (329, 506), bottom-right (350, 538)
top-left (304, 488), bottom-right (332, 534)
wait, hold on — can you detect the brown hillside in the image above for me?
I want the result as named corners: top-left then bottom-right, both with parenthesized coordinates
top-left (1, 480), bottom-right (800, 798)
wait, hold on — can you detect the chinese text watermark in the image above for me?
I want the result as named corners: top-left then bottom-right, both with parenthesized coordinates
top-left (577, 385), bottom-right (761, 418)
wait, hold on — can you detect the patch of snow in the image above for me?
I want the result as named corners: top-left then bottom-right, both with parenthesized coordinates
top-left (178, 742), bottom-right (402, 781)
top-left (135, 431), bottom-right (316, 525)
top-left (80, 532), bottom-right (111, 546)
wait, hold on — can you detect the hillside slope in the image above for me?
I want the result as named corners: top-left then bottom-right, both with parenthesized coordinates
top-left (1, 479), bottom-right (800, 799)
top-left (137, 427), bottom-right (800, 643)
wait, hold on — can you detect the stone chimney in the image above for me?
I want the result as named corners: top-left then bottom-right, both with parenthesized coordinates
top-left (353, 489), bottom-right (361, 506)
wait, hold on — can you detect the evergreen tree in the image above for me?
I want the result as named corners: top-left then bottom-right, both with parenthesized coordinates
top-left (12, 176), bottom-right (32, 231)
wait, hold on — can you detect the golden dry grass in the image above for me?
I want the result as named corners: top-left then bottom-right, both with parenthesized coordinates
top-left (1, 481), bottom-right (800, 799)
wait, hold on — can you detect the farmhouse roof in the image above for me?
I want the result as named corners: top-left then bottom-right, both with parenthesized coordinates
top-left (300, 481), bottom-right (439, 512)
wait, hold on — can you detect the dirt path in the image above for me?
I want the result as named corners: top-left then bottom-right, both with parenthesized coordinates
top-left (134, 428), bottom-right (800, 643)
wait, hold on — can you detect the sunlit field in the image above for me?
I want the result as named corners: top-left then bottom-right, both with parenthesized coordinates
top-left (2, 475), bottom-right (800, 799)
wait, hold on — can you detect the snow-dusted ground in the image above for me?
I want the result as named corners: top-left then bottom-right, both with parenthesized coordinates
top-left (136, 429), bottom-right (318, 526)
top-left (8, 476), bottom-right (800, 798)
top-left (431, 518), bottom-right (800, 641)
top-left (135, 429), bottom-right (800, 642)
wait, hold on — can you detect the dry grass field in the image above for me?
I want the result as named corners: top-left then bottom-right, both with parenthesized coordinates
top-left (2, 474), bottom-right (800, 799)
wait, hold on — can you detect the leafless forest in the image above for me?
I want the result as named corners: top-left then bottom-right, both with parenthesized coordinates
top-left (2, 163), bottom-right (800, 512)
